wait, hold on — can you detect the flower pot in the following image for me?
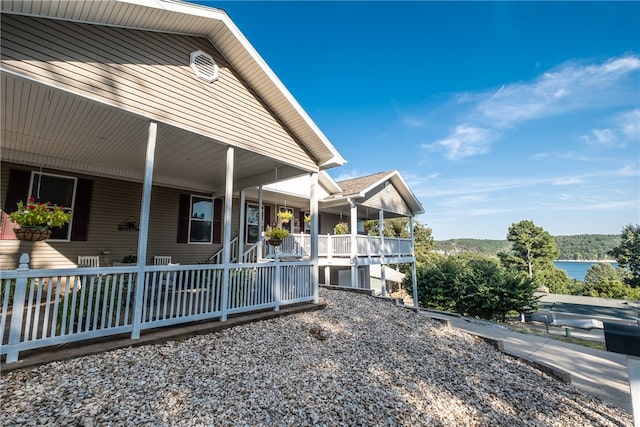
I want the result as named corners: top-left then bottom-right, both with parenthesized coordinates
top-left (268, 238), bottom-right (282, 247)
top-left (14, 227), bottom-right (51, 241)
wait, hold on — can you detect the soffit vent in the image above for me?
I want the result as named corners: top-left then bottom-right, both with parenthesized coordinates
top-left (190, 50), bottom-right (219, 83)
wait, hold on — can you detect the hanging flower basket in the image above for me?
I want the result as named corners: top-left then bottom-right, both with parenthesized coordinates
top-left (8, 198), bottom-right (71, 241)
top-left (265, 226), bottom-right (289, 246)
top-left (277, 210), bottom-right (293, 224)
top-left (14, 227), bottom-right (52, 241)
top-left (267, 238), bottom-right (282, 247)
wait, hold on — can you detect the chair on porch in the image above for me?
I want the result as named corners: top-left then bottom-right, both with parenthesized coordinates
top-left (77, 255), bottom-right (100, 267)
top-left (152, 256), bottom-right (178, 293)
top-left (153, 256), bottom-right (172, 265)
top-left (76, 256), bottom-right (100, 290)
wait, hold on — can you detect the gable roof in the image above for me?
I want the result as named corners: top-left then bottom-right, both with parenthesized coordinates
top-left (325, 170), bottom-right (424, 216)
top-left (0, 0), bottom-right (346, 170)
top-left (336, 171), bottom-right (396, 195)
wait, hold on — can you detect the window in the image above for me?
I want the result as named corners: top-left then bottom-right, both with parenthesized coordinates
top-left (189, 195), bottom-right (213, 243)
top-left (246, 204), bottom-right (260, 243)
top-left (29, 172), bottom-right (76, 241)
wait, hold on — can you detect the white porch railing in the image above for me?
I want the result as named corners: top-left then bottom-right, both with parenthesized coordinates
top-left (0, 253), bottom-right (314, 363)
top-left (209, 235), bottom-right (240, 264)
top-left (283, 234), bottom-right (412, 258)
top-left (210, 233), bottom-right (413, 263)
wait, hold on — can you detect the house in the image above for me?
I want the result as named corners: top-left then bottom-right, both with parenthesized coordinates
top-left (248, 170), bottom-right (423, 290)
top-left (0, 0), bottom-right (420, 363)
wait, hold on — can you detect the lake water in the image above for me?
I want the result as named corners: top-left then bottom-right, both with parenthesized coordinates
top-left (553, 261), bottom-right (617, 281)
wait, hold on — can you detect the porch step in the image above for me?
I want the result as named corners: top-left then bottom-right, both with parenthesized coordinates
top-left (1, 302), bottom-right (325, 373)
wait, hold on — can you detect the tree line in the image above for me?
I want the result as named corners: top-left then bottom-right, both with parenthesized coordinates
top-left (404, 221), bottom-right (640, 322)
top-left (434, 234), bottom-right (618, 260)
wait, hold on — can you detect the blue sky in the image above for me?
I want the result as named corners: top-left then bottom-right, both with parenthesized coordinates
top-left (201, 1), bottom-right (639, 240)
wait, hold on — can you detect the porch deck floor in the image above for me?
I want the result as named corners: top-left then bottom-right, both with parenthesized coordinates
top-left (1, 302), bottom-right (325, 374)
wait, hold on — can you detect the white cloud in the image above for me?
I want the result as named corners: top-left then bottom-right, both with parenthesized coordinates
top-left (552, 177), bottom-right (585, 186)
top-left (439, 194), bottom-right (488, 207)
top-left (574, 200), bottom-right (640, 211)
top-left (424, 55), bottom-right (639, 161)
top-left (416, 167), bottom-right (637, 199)
top-left (618, 109), bottom-right (640, 141)
top-left (477, 55), bottom-right (640, 127)
top-left (531, 152), bottom-right (550, 160)
top-left (401, 115), bottom-right (426, 127)
top-left (580, 109), bottom-right (640, 147)
top-left (592, 128), bottom-right (617, 145)
top-left (423, 124), bottom-right (497, 160)
top-left (332, 170), bottom-right (365, 182)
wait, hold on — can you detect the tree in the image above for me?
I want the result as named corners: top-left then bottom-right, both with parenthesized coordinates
top-left (409, 253), bottom-right (538, 321)
top-left (608, 224), bottom-right (640, 288)
top-left (584, 263), bottom-right (621, 288)
top-left (499, 220), bottom-right (559, 279)
top-left (534, 267), bottom-right (579, 295)
top-left (381, 217), bottom-right (410, 238)
top-left (413, 220), bottom-right (435, 265)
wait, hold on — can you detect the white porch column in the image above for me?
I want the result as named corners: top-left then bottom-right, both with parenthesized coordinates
top-left (310, 172), bottom-right (319, 303)
top-left (220, 146), bottom-right (235, 321)
top-left (378, 209), bottom-right (385, 252)
top-left (238, 190), bottom-right (246, 262)
top-left (132, 121), bottom-right (157, 339)
top-left (378, 209), bottom-right (387, 296)
top-left (257, 185), bottom-right (263, 261)
top-left (349, 199), bottom-right (358, 288)
top-left (381, 264), bottom-right (387, 297)
top-left (410, 216), bottom-right (419, 312)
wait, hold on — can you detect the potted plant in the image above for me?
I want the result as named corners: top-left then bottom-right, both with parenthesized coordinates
top-left (362, 219), bottom-right (377, 235)
top-left (304, 214), bottom-right (311, 223)
top-left (265, 226), bottom-right (290, 246)
top-left (8, 198), bottom-right (72, 241)
top-left (277, 210), bottom-right (293, 224)
top-left (333, 222), bottom-right (349, 235)
top-left (121, 251), bottom-right (137, 264)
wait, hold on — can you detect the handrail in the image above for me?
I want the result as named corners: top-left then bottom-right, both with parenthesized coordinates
top-left (208, 235), bottom-right (239, 264)
top-left (209, 233), bottom-right (413, 263)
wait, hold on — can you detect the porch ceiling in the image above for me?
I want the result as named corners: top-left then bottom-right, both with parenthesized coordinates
top-left (1, 74), bottom-right (305, 194)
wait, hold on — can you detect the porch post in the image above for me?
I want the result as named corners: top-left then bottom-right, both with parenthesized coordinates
top-left (239, 190), bottom-right (246, 262)
top-left (410, 216), bottom-right (419, 312)
top-left (257, 185), bottom-right (263, 261)
top-left (221, 146), bottom-right (235, 321)
top-left (310, 172), bottom-right (319, 303)
top-left (6, 253), bottom-right (30, 363)
top-left (132, 121), bottom-right (157, 339)
top-left (378, 209), bottom-right (385, 252)
top-left (349, 199), bottom-right (358, 288)
top-left (381, 264), bottom-right (387, 297)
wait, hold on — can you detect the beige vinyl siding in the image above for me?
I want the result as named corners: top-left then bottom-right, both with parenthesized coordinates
top-left (1, 15), bottom-right (317, 172)
top-left (360, 183), bottom-right (413, 217)
top-left (0, 163), bottom-right (241, 269)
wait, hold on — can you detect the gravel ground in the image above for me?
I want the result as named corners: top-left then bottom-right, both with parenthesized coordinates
top-left (0, 288), bottom-right (632, 426)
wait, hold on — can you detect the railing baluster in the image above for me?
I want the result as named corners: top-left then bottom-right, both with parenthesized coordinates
top-left (2, 259), bottom-right (316, 363)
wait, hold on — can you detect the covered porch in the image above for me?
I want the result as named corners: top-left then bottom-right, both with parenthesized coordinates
top-left (1, 1), bottom-right (347, 363)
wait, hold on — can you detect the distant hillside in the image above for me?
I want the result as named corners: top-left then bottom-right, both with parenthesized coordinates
top-left (434, 239), bottom-right (511, 257)
top-left (434, 234), bottom-right (619, 260)
top-left (554, 234), bottom-right (618, 260)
